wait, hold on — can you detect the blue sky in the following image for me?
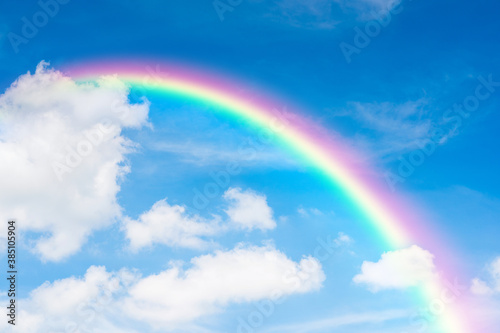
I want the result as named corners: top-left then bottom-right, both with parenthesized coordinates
top-left (0, 0), bottom-right (499, 332)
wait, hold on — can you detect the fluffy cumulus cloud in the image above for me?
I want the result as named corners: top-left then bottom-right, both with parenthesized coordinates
top-left (123, 199), bottom-right (220, 251)
top-left (1, 245), bottom-right (325, 332)
top-left (353, 245), bottom-right (436, 291)
top-left (471, 257), bottom-right (500, 295)
top-left (124, 187), bottom-right (277, 251)
top-left (0, 266), bottom-right (139, 333)
top-left (123, 244), bottom-right (325, 328)
top-left (224, 187), bottom-right (276, 231)
top-left (0, 61), bottom-right (149, 261)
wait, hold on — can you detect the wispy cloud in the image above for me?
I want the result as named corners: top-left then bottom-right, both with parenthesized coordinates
top-left (257, 0), bottom-right (400, 28)
top-left (262, 308), bottom-right (410, 333)
top-left (334, 0), bottom-right (401, 19)
top-left (249, 0), bottom-right (340, 29)
top-left (326, 99), bottom-right (452, 162)
top-left (148, 140), bottom-right (296, 167)
top-left (297, 206), bottom-right (324, 217)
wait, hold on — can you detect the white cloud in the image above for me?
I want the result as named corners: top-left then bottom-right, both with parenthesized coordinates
top-left (0, 61), bottom-right (149, 261)
top-left (224, 187), bottom-right (276, 231)
top-left (353, 245), bottom-right (436, 291)
top-left (1, 245), bottom-right (325, 331)
top-left (0, 266), bottom-right (139, 333)
top-left (122, 244), bottom-right (325, 328)
top-left (27, 266), bottom-right (123, 317)
top-left (471, 257), bottom-right (500, 295)
top-left (123, 199), bottom-right (220, 251)
top-left (471, 278), bottom-right (494, 296)
top-left (124, 187), bottom-right (276, 251)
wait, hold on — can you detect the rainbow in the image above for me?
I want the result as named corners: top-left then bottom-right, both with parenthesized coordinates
top-left (64, 59), bottom-right (472, 333)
